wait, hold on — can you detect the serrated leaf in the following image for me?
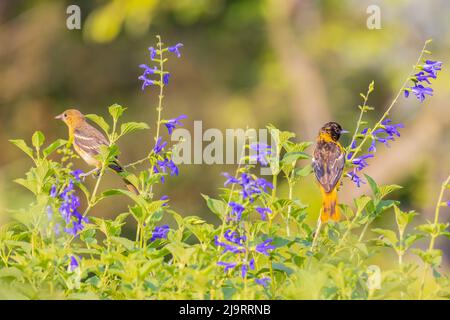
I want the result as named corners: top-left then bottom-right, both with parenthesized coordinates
top-left (282, 151), bottom-right (310, 165)
top-left (108, 104), bottom-right (126, 121)
top-left (294, 164), bottom-right (313, 178)
top-left (9, 139), bottom-right (34, 159)
top-left (120, 122), bottom-right (150, 136)
top-left (85, 114), bottom-right (110, 134)
top-left (372, 228), bottom-right (398, 247)
top-left (110, 236), bottom-right (135, 250)
top-left (32, 131), bottom-right (45, 149)
top-left (202, 194), bottom-right (228, 218)
top-left (43, 139), bottom-right (67, 157)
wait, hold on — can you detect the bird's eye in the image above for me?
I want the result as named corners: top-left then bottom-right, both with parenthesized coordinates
top-left (63, 113), bottom-right (67, 118)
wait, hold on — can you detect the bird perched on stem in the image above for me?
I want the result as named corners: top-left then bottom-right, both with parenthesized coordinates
top-left (55, 109), bottom-right (139, 195)
top-left (312, 122), bottom-right (347, 222)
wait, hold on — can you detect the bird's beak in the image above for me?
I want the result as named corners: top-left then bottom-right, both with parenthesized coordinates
top-left (340, 129), bottom-right (350, 134)
top-left (55, 113), bottom-right (63, 120)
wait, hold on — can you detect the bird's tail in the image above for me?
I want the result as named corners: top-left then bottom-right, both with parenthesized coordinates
top-left (109, 162), bottom-right (139, 195)
top-left (320, 187), bottom-right (340, 222)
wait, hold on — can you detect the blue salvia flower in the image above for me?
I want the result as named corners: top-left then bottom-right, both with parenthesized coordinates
top-left (139, 64), bottom-right (157, 76)
top-left (255, 239), bottom-right (275, 256)
top-left (241, 264), bottom-right (248, 278)
top-left (50, 185), bottom-right (57, 198)
top-left (423, 60), bottom-right (442, 76)
top-left (154, 158), bottom-right (179, 183)
top-left (69, 255), bottom-right (80, 271)
top-left (165, 115), bottom-right (187, 134)
top-left (71, 169), bottom-right (83, 182)
top-left (163, 73), bottom-right (170, 85)
top-left (221, 171), bottom-right (273, 202)
top-left (446, 201), bottom-right (450, 207)
top-left (138, 76), bottom-right (155, 90)
top-left (150, 225), bottom-right (169, 241)
top-left (347, 171), bottom-right (365, 188)
top-left (217, 261), bottom-right (237, 272)
top-left (224, 229), bottom-right (246, 245)
top-left (167, 43), bottom-right (183, 58)
top-left (405, 84), bottom-right (433, 102)
top-left (352, 154), bottom-right (374, 171)
top-left (256, 207), bottom-right (271, 221)
top-left (222, 172), bottom-right (240, 186)
top-left (228, 202), bottom-right (245, 221)
top-left (214, 235), bottom-right (245, 254)
top-left (153, 137), bottom-right (167, 154)
top-left (255, 277), bottom-right (271, 287)
top-left (404, 60), bottom-right (442, 102)
top-left (249, 143), bottom-right (273, 166)
top-left (160, 195), bottom-right (169, 206)
top-left (148, 47), bottom-right (157, 60)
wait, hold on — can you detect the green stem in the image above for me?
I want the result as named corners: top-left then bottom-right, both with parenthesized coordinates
top-left (418, 173), bottom-right (450, 299)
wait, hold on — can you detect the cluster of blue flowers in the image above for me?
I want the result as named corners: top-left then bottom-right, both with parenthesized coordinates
top-left (50, 170), bottom-right (87, 236)
top-left (249, 142), bottom-right (273, 166)
top-left (347, 119), bottom-right (404, 187)
top-left (404, 60), bottom-right (442, 102)
top-left (138, 42), bottom-right (183, 90)
top-left (150, 225), bottom-right (169, 242)
top-left (223, 172), bottom-right (273, 205)
top-left (215, 230), bottom-right (274, 287)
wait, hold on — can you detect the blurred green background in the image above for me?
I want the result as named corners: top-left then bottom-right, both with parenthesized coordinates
top-left (1, 0), bottom-right (449, 265)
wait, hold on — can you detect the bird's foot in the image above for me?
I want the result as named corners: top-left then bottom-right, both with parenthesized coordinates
top-left (80, 168), bottom-right (100, 181)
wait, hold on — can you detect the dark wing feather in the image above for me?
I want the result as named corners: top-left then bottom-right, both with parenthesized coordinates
top-left (312, 141), bottom-right (345, 193)
top-left (74, 125), bottom-right (109, 157)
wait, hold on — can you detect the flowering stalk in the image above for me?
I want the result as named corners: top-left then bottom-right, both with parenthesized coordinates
top-left (347, 40), bottom-right (433, 164)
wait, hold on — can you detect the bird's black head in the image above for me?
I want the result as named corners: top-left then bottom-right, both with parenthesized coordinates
top-left (319, 122), bottom-right (345, 141)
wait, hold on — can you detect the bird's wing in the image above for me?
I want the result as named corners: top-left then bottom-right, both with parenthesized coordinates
top-left (73, 125), bottom-right (109, 157)
top-left (312, 141), bottom-right (345, 193)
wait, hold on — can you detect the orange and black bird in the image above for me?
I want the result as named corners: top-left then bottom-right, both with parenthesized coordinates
top-left (55, 109), bottom-right (139, 195)
top-left (312, 122), bottom-right (347, 222)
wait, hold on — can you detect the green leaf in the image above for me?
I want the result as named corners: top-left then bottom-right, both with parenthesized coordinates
top-left (378, 184), bottom-right (402, 199)
top-left (110, 236), bottom-right (135, 250)
top-left (281, 151), bottom-right (310, 165)
top-left (32, 131), bottom-right (45, 149)
top-left (85, 114), bottom-right (110, 134)
top-left (394, 206), bottom-right (416, 232)
top-left (120, 122), bottom-right (150, 136)
top-left (365, 174), bottom-right (379, 197)
top-left (43, 139), bottom-right (67, 157)
top-left (9, 139), bottom-right (34, 159)
top-left (202, 194), bottom-right (228, 218)
top-left (108, 103), bottom-right (126, 121)
top-left (372, 228), bottom-right (399, 247)
top-left (294, 164), bottom-right (313, 178)
top-left (354, 195), bottom-right (371, 216)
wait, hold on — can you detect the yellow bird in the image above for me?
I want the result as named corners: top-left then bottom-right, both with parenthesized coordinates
top-left (55, 109), bottom-right (139, 194)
